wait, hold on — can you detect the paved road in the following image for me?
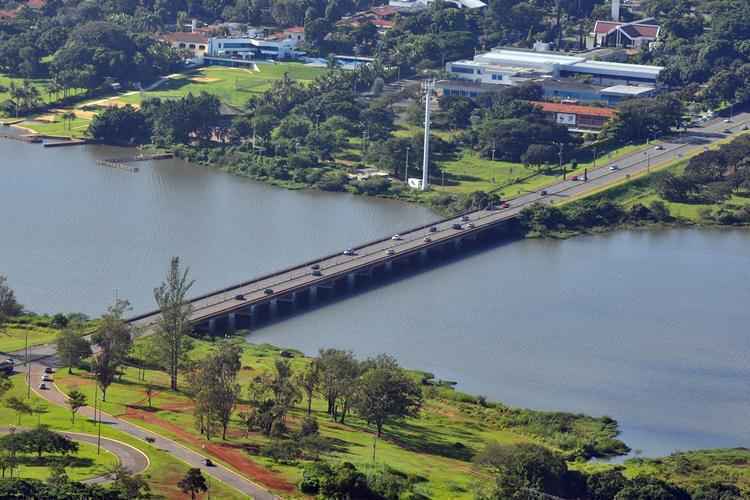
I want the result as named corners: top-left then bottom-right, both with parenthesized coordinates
top-left (7, 354), bottom-right (276, 499)
top-left (0, 426), bottom-right (149, 485)
top-left (128, 112), bottom-right (750, 330)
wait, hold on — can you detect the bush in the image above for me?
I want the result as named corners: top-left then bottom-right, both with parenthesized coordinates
top-left (262, 439), bottom-right (301, 464)
top-left (300, 416), bottom-right (319, 437)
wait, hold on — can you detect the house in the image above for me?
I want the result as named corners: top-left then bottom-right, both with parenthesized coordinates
top-left (204, 32), bottom-right (304, 66)
top-left (530, 101), bottom-right (616, 132)
top-left (160, 32), bottom-right (209, 62)
top-left (338, 7), bottom-right (399, 31)
top-left (0, 0), bottom-right (45, 20)
top-left (588, 18), bottom-right (660, 49)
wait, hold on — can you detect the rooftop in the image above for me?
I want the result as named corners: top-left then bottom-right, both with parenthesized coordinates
top-left (530, 101), bottom-right (616, 118)
top-left (476, 49), bottom-right (587, 67)
top-left (161, 32), bottom-right (209, 44)
top-left (592, 18), bottom-right (660, 39)
top-left (600, 84), bottom-right (655, 95)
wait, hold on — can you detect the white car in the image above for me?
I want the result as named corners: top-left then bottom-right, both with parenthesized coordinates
top-left (38, 383), bottom-right (47, 390)
top-left (723, 118), bottom-right (732, 123)
top-left (609, 165), bottom-right (619, 171)
top-left (654, 145), bottom-right (664, 151)
top-left (391, 234), bottom-right (401, 240)
top-left (343, 249), bottom-right (354, 256)
top-left (42, 374), bottom-right (52, 382)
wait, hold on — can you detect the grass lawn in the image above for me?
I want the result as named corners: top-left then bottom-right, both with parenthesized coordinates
top-left (0, 323), bottom-right (59, 353)
top-left (17, 114), bottom-right (91, 139)
top-left (116, 64), bottom-right (329, 109)
top-left (9, 440), bottom-right (118, 482)
top-left (0, 74), bottom-right (87, 109)
top-left (54, 338), bottom-right (627, 499)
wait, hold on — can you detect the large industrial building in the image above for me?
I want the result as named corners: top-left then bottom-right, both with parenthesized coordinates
top-left (439, 47), bottom-right (662, 105)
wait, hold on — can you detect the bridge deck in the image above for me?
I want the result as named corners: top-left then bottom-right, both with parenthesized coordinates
top-left (129, 114), bottom-right (750, 330)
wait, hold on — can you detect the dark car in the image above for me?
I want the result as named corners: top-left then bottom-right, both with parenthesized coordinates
top-left (501, 202), bottom-right (510, 208)
top-left (429, 226), bottom-right (437, 233)
top-left (44, 367), bottom-right (54, 374)
top-left (311, 264), bottom-right (320, 271)
top-left (204, 458), bottom-right (214, 467)
top-left (461, 215), bottom-right (470, 221)
top-left (452, 223), bottom-right (463, 230)
top-left (724, 128), bottom-right (732, 134)
top-left (540, 190), bottom-right (548, 196)
top-left (264, 288), bottom-right (274, 295)
top-left (312, 269), bottom-right (322, 277)
top-left (234, 294), bottom-right (245, 301)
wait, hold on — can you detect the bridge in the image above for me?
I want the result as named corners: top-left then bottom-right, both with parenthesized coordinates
top-left (128, 113), bottom-right (750, 334)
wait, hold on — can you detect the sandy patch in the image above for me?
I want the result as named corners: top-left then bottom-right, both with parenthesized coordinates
top-left (189, 76), bottom-right (221, 83)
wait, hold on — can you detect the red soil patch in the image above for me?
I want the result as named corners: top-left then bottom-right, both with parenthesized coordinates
top-left (123, 406), bottom-right (295, 493)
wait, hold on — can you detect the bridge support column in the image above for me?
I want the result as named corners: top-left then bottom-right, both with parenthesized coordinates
top-left (228, 313), bottom-right (236, 333)
top-left (385, 261), bottom-right (393, 273)
top-left (419, 249), bottom-right (428, 265)
top-left (347, 273), bottom-right (356, 291)
top-left (208, 318), bottom-right (217, 336)
top-left (309, 286), bottom-right (318, 305)
top-left (269, 299), bottom-right (278, 319)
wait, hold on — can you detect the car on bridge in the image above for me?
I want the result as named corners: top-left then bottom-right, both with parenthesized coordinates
top-left (466, 223), bottom-right (475, 229)
top-left (391, 234), bottom-right (401, 240)
top-left (461, 215), bottom-right (470, 222)
top-left (452, 223), bottom-right (463, 230)
top-left (429, 226), bottom-right (437, 233)
top-left (343, 249), bottom-right (355, 256)
top-left (234, 294), bottom-right (245, 300)
top-left (609, 165), bottom-right (619, 171)
top-left (312, 269), bottom-right (322, 277)
top-left (311, 264), bottom-right (320, 270)
top-left (386, 249), bottom-right (396, 256)
top-left (424, 236), bottom-right (432, 243)
top-left (264, 288), bottom-right (274, 295)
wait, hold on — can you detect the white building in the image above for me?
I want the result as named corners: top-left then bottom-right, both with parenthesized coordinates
top-left (448, 49), bottom-right (662, 86)
top-left (204, 27), bottom-right (306, 64)
top-left (389, 0), bottom-right (485, 11)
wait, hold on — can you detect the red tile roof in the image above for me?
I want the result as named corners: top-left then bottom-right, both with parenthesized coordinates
top-left (372, 19), bottom-right (394, 29)
top-left (530, 101), bottom-right (616, 118)
top-left (284, 26), bottom-right (304, 33)
top-left (0, 9), bottom-right (17, 19)
top-left (592, 19), bottom-right (659, 39)
top-left (26, 0), bottom-right (45, 8)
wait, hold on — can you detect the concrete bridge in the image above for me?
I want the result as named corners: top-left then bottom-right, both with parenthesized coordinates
top-left (127, 113), bottom-right (750, 334)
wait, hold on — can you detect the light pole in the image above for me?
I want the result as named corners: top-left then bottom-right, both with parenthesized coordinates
top-left (491, 140), bottom-right (496, 162)
top-left (593, 145), bottom-right (598, 170)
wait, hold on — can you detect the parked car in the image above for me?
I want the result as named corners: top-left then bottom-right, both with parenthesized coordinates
top-left (343, 249), bottom-right (354, 256)
top-left (391, 234), bottom-right (401, 240)
top-left (234, 294), bottom-right (245, 301)
top-left (264, 288), bottom-right (274, 295)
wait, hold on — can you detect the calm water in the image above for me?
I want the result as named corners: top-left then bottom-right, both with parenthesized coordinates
top-left (2, 132), bottom-right (749, 457)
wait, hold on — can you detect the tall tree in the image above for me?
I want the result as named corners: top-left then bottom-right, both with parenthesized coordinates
top-left (297, 360), bottom-right (320, 416)
top-left (153, 257), bottom-right (194, 392)
top-left (66, 390), bottom-right (87, 424)
top-left (178, 468), bottom-right (208, 500)
top-left (4, 397), bottom-right (32, 426)
top-left (0, 275), bottom-right (22, 322)
top-left (91, 300), bottom-right (133, 402)
top-left (56, 326), bottom-right (92, 374)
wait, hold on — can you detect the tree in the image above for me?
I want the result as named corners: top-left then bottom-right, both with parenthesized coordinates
top-left (352, 360), bottom-right (422, 460)
top-left (475, 442), bottom-right (576, 499)
top-left (60, 111), bottom-right (76, 131)
top-left (4, 397), bottom-right (32, 425)
top-left (297, 360), bottom-right (320, 416)
top-left (0, 275), bottom-right (22, 320)
top-left (178, 468), bottom-right (207, 500)
top-left (16, 427), bottom-right (78, 458)
top-left (66, 390), bottom-right (87, 424)
top-left (144, 385), bottom-right (155, 409)
top-left (92, 301), bottom-right (132, 402)
top-left (523, 144), bottom-right (559, 170)
top-left (153, 257), bottom-right (194, 392)
top-left (614, 476), bottom-right (690, 500)
top-left (108, 463), bottom-right (152, 499)
top-left (88, 105), bottom-right (150, 145)
top-left (317, 349), bottom-right (360, 423)
top-left (187, 341), bottom-right (242, 440)
top-left (56, 326), bottom-right (92, 374)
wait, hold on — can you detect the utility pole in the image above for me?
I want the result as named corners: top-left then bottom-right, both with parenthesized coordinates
top-left (593, 145), bottom-right (598, 170)
top-left (421, 80), bottom-right (435, 191)
top-left (556, 142), bottom-right (565, 179)
top-left (491, 140), bottom-right (496, 161)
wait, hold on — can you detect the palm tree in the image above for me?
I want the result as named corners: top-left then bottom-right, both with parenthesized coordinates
top-left (61, 111), bottom-right (76, 130)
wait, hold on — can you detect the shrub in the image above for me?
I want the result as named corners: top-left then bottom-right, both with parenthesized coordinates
top-left (300, 416), bottom-right (319, 437)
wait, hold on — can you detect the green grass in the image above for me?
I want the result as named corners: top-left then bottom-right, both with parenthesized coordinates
top-left (116, 64), bottom-right (329, 108)
top-left (8, 440), bottom-right (119, 482)
top-left (18, 116), bottom-right (91, 139)
top-left (54, 338), bottom-right (627, 499)
top-left (0, 323), bottom-right (59, 353)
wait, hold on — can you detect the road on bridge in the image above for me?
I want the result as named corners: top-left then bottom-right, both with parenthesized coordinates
top-left (128, 112), bottom-right (750, 330)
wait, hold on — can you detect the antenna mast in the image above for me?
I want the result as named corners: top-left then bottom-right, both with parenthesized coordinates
top-left (421, 80), bottom-right (435, 191)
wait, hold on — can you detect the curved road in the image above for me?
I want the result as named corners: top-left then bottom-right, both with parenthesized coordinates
top-left (6, 357), bottom-right (277, 499)
top-left (0, 426), bottom-right (149, 484)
